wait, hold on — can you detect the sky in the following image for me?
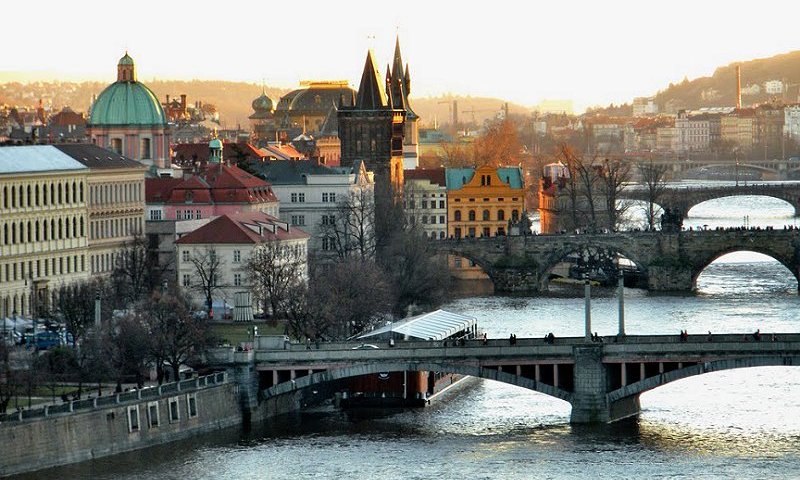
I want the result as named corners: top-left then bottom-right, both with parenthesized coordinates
top-left (2, 0), bottom-right (799, 112)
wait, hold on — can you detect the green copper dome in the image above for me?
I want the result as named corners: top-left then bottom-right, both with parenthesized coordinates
top-left (89, 81), bottom-right (166, 126)
top-left (118, 53), bottom-right (135, 66)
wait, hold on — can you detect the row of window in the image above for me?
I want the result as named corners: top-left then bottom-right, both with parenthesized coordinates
top-left (1, 216), bottom-right (85, 246)
top-left (290, 192), bottom-right (339, 204)
top-left (0, 254), bottom-right (86, 285)
top-left (128, 394), bottom-right (197, 434)
top-left (290, 215), bottom-right (305, 226)
top-left (89, 182), bottom-right (142, 206)
top-left (110, 137), bottom-right (152, 160)
top-left (453, 209), bottom-right (519, 222)
top-left (453, 197), bottom-right (519, 203)
top-left (90, 217), bottom-right (142, 240)
top-left (409, 215), bottom-right (446, 225)
top-left (176, 210), bottom-right (202, 220)
top-left (181, 249), bottom-right (242, 264)
top-left (1, 180), bottom-right (85, 210)
top-left (453, 226), bottom-right (506, 238)
top-left (406, 200), bottom-right (446, 210)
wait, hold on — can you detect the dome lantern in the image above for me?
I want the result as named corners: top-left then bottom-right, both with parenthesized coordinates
top-left (117, 52), bottom-right (136, 82)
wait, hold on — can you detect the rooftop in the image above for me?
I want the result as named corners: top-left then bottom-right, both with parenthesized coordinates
top-left (175, 211), bottom-right (309, 245)
top-left (358, 309), bottom-right (476, 341)
top-left (0, 145), bottom-right (88, 174)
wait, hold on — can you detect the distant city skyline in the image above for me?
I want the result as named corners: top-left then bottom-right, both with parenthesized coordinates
top-left (1, 0), bottom-right (798, 112)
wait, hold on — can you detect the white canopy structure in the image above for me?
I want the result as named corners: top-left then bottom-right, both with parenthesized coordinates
top-left (358, 309), bottom-right (476, 341)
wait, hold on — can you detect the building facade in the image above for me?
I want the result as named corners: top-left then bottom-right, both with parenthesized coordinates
top-left (249, 159), bottom-right (374, 253)
top-left (404, 168), bottom-right (447, 240)
top-left (446, 165), bottom-right (525, 239)
top-left (0, 146), bottom-right (91, 318)
top-left (174, 212), bottom-right (309, 316)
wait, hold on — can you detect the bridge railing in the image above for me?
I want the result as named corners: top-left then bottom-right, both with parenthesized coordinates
top-left (256, 332), bottom-right (800, 354)
top-left (0, 372), bottom-right (227, 425)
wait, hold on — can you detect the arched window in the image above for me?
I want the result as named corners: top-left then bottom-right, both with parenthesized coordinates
top-left (497, 210), bottom-right (505, 221)
top-left (26, 185), bottom-right (31, 207)
top-left (72, 181), bottom-right (77, 203)
top-left (2, 186), bottom-right (6, 209)
top-left (512, 210), bottom-right (520, 221)
top-left (58, 218), bottom-right (63, 239)
top-left (468, 210), bottom-right (476, 221)
top-left (2, 223), bottom-right (7, 245)
top-left (26, 221), bottom-right (31, 243)
top-left (80, 217), bottom-right (84, 237)
top-left (43, 221), bottom-right (48, 241)
top-left (482, 210), bottom-right (490, 221)
top-left (10, 186), bottom-right (16, 208)
top-left (35, 185), bottom-right (40, 206)
top-left (50, 183), bottom-right (54, 206)
top-left (454, 210), bottom-right (462, 221)
top-left (72, 217), bottom-right (77, 238)
top-left (80, 182), bottom-right (84, 203)
top-left (11, 223), bottom-right (16, 244)
top-left (57, 183), bottom-right (62, 205)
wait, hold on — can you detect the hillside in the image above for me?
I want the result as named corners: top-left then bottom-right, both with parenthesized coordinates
top-left (1, 76), bottom-right (529, 130)
top-left (653, 50), bottom-right (800, 111)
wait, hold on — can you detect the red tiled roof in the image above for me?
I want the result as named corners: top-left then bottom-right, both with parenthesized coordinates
top-left (164, 164), bottom-right (278, 205)
top-left (145, 177), bottom-right (183, 203)
top-left (172, 142), bottom-right (266, 166)
top-left (404, 167), bottom-right (446, 187)
top-left (175, 212), bottom-right (309, 245)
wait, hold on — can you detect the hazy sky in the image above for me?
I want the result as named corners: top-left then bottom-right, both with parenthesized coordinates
top-left (3, 0), bottom-right (798, 111)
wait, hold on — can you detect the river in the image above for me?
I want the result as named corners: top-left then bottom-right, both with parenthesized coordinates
top-left (16, 187), bottom-right (800, 479)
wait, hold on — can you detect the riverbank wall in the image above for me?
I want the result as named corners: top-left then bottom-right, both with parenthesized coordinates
top-left (0, 372), bottom-right (240, 477)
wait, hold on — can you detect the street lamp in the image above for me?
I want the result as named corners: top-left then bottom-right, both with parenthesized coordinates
top-left (617, 269), bottom-right (625, 337)
top-left (584, 274), bottom-right (592, 342)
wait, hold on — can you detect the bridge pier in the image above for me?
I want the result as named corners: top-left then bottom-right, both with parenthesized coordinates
top-left (488, 268), bottom-right (543, 293)
top-left (646, 265), bottom-right (694, 292)
top-left (570, 345), bottom-right (641, 423)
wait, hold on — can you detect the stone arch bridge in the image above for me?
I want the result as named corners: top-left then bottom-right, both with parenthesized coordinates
top-left (232, 334), bottom-right (800, 424)
top-left (621, 183), bottom-right (800, 221)
top-left (431, 230), bottom-right (800, 293)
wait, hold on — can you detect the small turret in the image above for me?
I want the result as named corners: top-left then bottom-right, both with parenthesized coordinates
top-left (117, 52), bottom-right (136, 82)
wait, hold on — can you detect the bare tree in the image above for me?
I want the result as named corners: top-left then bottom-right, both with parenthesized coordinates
top-left (245, 240), bottom-right (307, 318)
top-left (54, 280), bottom-right (101, 348)
top-left (300, 259), bottom-right (393, 340)
top-left (110, 314), bottom-right (151, 388)
top-left (381, 227), bottom-right (451, 316)
top-left (637, 160), bottom-right (669, 230)
top-left (139, 289), bottom-right (210, 383)
top-left (188, 246), bottom-right (224, 315)
top-left (600, 157), bottom-right (632, 231)
top-left (112, 235), bottom-right (171, 306)
top-left (558, 143), bottom-right (604, 231)
top-left (317, 186), bottom-right (376, 261)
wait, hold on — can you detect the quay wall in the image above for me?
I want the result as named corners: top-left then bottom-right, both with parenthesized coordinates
top-left (0, 374), bottom-right (241, 477)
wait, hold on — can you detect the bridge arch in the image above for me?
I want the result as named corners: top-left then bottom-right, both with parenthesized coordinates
top-left (686, 193), bottom-right (799, 218)
top-left (262, 361), bottom-right (574, 404)
top-left (689, 247), bottom-right (799, 291)
top-left (607, 355), bottom-right (800, 408)
top-left (538, 241), bottom-right (647, 290)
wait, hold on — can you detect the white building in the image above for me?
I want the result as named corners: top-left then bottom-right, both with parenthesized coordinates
top-left (174, 211), bottom-right (309, 317)
top-left (632, 97), bottom-right (658, 117)
top-left (250, 159), bottom-right (373, 253)
top-left (404, 168), bottom-right (447, 239)
top-left (0, 146), bottom-right (92, 318)
top-left (765, 80), bottom-right (785, 95)
top-left (784, 105), bottom-right (800, 144)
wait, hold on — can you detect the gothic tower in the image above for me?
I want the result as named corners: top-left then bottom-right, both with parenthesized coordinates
top-left (338, 49), bottom-right (406, 199)
top-left (389, 36), bottom-right (419, 169)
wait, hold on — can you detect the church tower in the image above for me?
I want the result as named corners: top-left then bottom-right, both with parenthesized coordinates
top-left (338, 48), bottom-right (406, 200)
top-left (389, 36), bottom-right (419, 169)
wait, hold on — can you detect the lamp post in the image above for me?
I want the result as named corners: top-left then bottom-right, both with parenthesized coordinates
top-left (617, 269), bottom-right (625, 337)
top-left (584, 274), bottom-right (592, 342)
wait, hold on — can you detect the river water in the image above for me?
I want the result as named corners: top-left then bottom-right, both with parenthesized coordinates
top-left (17, 187), bottom-right (800, 479)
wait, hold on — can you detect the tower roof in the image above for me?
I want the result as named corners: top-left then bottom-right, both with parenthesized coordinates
top-left (355, 50), bottom-right (388, 110)
top-left (389, 36), bottom-right (416, 119)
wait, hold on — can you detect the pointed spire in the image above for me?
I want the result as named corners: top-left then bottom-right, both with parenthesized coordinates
top-left (385, 64), bottom-right (394, 107)
top-left (404, 63), bottom-right (411, 96)
top-left (391, 35), bottom-right (404, 80)
top-left (354, 49), bottom-right (388, 110)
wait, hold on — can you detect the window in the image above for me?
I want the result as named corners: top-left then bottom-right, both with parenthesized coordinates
top-left (439, 215), bottom-right (445, 224)
top-left (141, 138), bottom-right (151, 160)
top-left (290, 215), bottom-right (305, 226)
top-left (322, 237), bottom-right (332, 251)
top-left (454, 227), bottom-right (461, 238)
top-left (186, 393), bottom-right (198, 418)
top-left (497, 210), bottom-right (505, 221)
top-left (422, 216), bottom-right (428, 224)
top-left (454, 210), bottom-right (462, 221)
top-left (291, 193), bottom-right (305, 203)
top-left (111, 138), bottom-right (123, 155)
top-left (290, 193), bottom-right (297, 203)
top-left (196, 210), bottom-right (201, 219)
top-left (439, 200), bottom-right (445, 209)
top-left (468, 210), bottom-right (476, 221)
top-left (468, 227), bottom-right (476, 237)
top-left (233, 250), bottom-right (241, 263)
top-left (422, 200), bottom-right (428, 209)
top-left (322, 192), bottom-right (337, 203)
top-left (321, 215), bottom-right (335, 226)
top-left (169, 397), bottom-right (180, 423)
top-left (182, 250), bottom-right (190, 262)
top-left (176, 210), bottom-right (181, 219)
top-left (482, 210), bottom-right (490, 221)
top-left (147, 401), bottom-right (160, 428)
top-left (182, 274), bottom-right (191, 287)
top-left (454, 257), bottom-right (462, 267)
top-left (128, 406), bottom-right (140, 433)
top-left (234, 274), bottom-right (242, 286)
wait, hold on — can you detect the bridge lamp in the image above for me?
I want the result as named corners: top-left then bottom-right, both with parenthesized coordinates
top-left (617, 270), bottom-right (625, 337)
top-left (584, 274), bottom-right (591, 342)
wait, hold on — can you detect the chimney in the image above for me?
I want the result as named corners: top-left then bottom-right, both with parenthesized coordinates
top-left (736, 65), bottom-right (742, 109)
top-left (166, 94), bottom-right (170, 105)
top-left (181, 94), bottom-right (187, 109)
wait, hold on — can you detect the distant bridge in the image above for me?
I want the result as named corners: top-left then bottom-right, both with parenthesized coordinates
top-left (430, 230), bottom-right (800, 293)
top-left (225, 334), bottom-right (800, 423)
top-left (621, 183), bottom-right (800, 219)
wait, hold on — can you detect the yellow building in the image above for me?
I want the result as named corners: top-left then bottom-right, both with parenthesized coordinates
top-left (446, 165), bottom-right (524, 278)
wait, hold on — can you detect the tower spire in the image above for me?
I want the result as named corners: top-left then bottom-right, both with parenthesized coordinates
top-left (354, 49), bottom-right (388, 109)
